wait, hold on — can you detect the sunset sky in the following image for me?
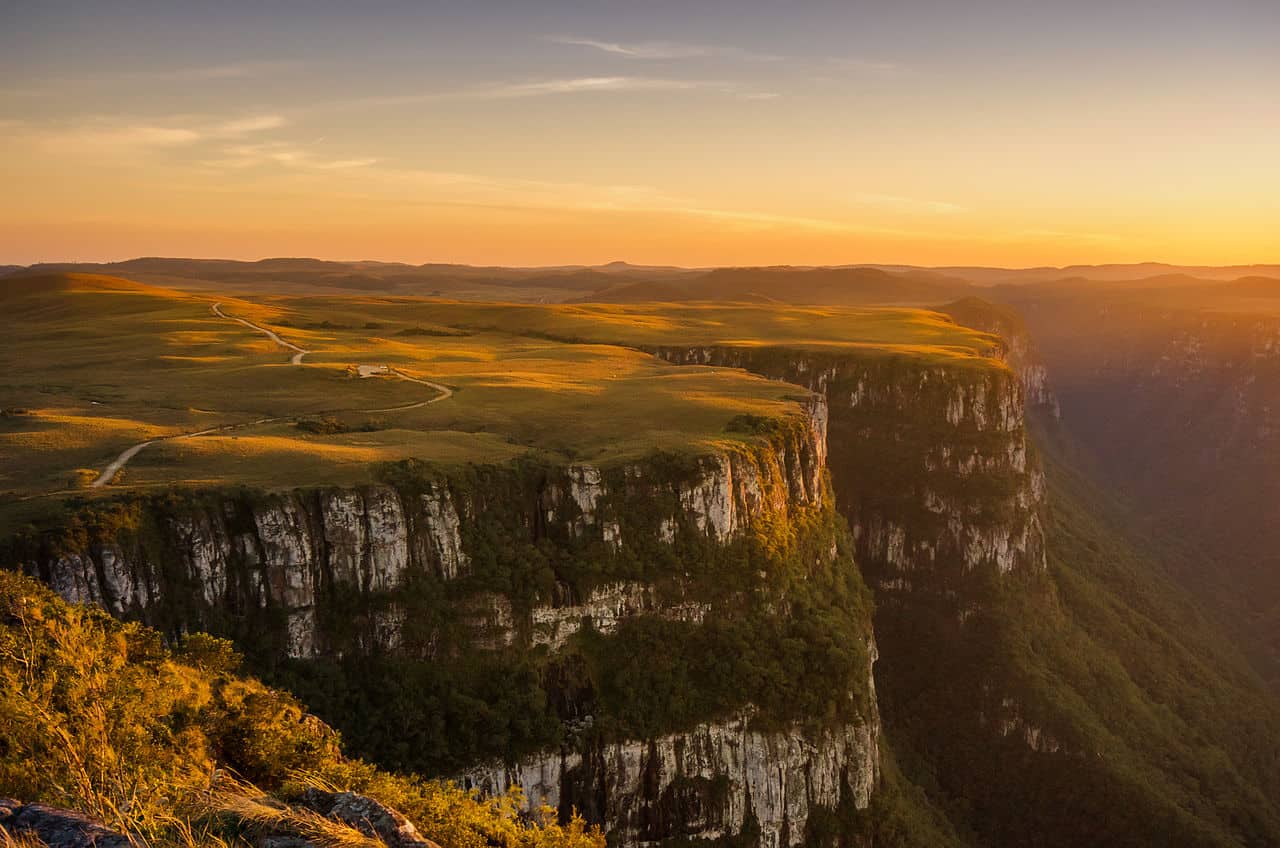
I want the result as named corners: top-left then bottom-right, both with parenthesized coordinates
top-left (3, 0), bottom-right (1277, 268)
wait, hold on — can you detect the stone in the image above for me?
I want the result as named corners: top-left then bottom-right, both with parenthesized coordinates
top-left (0, 798), bottom-right (133, 848)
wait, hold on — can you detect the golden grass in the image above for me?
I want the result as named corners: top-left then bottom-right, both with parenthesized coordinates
top-left (198, 776), bottom-right (384, 848)
top-left (0, 829), bottom-right (49, 848)
top-left (0, 273), bottom-right (1005, 501)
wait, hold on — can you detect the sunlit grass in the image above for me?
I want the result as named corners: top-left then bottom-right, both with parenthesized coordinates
top-left (1, 272), bottom-right (1007, 500)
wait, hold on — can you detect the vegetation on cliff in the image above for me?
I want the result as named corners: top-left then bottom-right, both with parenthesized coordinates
top-left (872, 431), bottom-right (1280, 848)
top-left (0, 570), bottom-right (603, 848)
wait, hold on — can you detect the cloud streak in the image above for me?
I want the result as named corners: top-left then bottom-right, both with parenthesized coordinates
top-left (1, 61), bottom-right (301, 98)
top-left (19, 112), bottom-right (288, 153)
top-left (321, 75), bottom-right (780, 112)
top-left (851, 193), bottom-right (965, 215)
top-left (326, 76), bottom-right (712, 110)
top-left (551, 36), bottom-right (779, 62)
top-left (214, 115), bottom-right (289, 136)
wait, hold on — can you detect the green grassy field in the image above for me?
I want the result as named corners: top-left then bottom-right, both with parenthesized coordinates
top-left (0, 273), bottom-right (1004, 502)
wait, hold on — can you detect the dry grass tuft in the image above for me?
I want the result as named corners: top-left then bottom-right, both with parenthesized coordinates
top-left (200, 775), bottom-right (383, 847)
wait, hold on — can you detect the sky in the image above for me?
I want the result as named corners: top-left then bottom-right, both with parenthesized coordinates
top-left (2, 0), bottom-right (1278, 268)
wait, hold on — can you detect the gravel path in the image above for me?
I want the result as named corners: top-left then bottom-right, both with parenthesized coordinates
top-left (211, 301), bottom-right (309, 364)
top-left (90, 304), bottom-right (450, 488)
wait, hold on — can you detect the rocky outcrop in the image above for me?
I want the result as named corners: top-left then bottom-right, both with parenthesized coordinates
top-left (0, 798), bottom-right (132, 848)
top-left (0, 793), bottom-right (441, 848)
top-left (290, 789), bottom-right (438, 847)
top-left (646, 346), bottom-right (1047, 605)
top-left (467, 641), bottom-right (880, 848)
top-left (24, 402), bottom-right (831, 661)
top-left (936, 296), bottom-right (1060, 417)
top-left (530, 581), bottom-right (709, 651)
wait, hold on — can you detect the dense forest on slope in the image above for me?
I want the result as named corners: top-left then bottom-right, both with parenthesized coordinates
top-left (998, 283), bottom-right (1280, 688)
top-left (875, 420), bottom-right (1280, 847)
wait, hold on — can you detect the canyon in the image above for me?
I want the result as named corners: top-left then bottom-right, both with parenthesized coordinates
top-left (5, 278), bottom-right (1280, 847)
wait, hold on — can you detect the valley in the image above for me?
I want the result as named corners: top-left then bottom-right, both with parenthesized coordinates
top-left (6, 4), bottom-right (1277, 845)
top-left (4, 266), bottom-right (1280, 847)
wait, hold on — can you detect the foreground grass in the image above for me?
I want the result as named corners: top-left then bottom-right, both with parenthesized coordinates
top-left (0, 571), bottom-right (602, 848)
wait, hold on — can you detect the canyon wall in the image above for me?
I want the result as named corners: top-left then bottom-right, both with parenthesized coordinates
top-left (11, 397), bottom-right (883, 847)
top-left (646, 346), bottom-right (1047, 604)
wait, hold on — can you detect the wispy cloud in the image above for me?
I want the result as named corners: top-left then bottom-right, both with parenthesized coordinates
top-left (1, 61), bottom-right (301, 98)
top-left (322, 75), bottom-right (780, 112)
top-left (851, 193), bottom-right (965, 215)
top-left (19, 112), bottom-right (287, 153)
top-left (40, 124), bottom-right (204, 151)
top-left (199, 139), bottom-right (376, 171)
top-left (551, 36), bottom-right (780, 62)
top-left (472, 76), bottom-right (701, 98)
top-left (329, 76), bottom-right (708, 110)
top-left (214, 114), bottom-right (289, 136)
top-left (324, 163), bottom-right (959, 239)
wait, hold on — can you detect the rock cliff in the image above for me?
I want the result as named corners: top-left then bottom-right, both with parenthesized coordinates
top-left (645, 346), bottom-right (1047, 609)
top-left (465, 699), bottom-right (880, 848)
top-left (936, 297), bottom-right (1060, 417)
top-left (12, 396), bottom-right (882, 847)
top-left (24, 397), bottom-right (829, 656)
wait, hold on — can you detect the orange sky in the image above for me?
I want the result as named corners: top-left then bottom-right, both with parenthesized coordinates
top-left (3, 2), bottom-right (1277, 267)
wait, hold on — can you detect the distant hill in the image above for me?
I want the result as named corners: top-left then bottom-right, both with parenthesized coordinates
top-left (870, 262), bottom-right (1280, 286)
top-left (681, 266), bottom-right (969, 304)
top-left (571, 280), bottom-right (692, 303)
top-left (576, 266), bottom-right (972, 305)
top-left (1219, 275), bottom-right (1280, 298)
top-left (13, 258), bottom-right (646, 300)
top-left (11, 257), bottom-right (1280, 304)
top-left (1, 271), bottom-right (179, 300)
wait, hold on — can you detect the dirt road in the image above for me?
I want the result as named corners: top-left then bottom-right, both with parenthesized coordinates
top-left (90, 305), bottom-right (451, 488)
top-left (211, 302), bottom-right (309, 364)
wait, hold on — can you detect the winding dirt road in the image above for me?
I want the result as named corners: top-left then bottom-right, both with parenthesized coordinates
top-left (211, 301), bottom-right (309, 364)
top-left (367, 369), bottom-right (453, 411)
top-left (90, 303), bottom-right (451, 488)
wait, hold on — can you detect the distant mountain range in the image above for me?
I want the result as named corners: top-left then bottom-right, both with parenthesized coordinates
top-left (4, 258), bottom-right (1278, 305)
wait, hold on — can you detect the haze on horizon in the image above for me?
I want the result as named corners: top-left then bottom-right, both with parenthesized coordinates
top-left (2, 0), bottom-right (1277, 269)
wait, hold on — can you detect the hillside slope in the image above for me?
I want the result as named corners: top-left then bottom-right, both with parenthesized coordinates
top-left (0, 570), bottom-right (603, 848)
top-left (997, 283), bottom-right (1280, 688)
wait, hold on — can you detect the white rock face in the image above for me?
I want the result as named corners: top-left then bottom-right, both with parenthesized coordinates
top-left (567, 465), bottom-right (605, 525)
top-left (98, 546), bottom-right (140, 614)
top-left (420, 484), bottom-right (468, 580)
top-left (465, 592), bottom-right (517, 649)
top-left (321, 490), bottom-right (366, 588)
top-left (681, 455), bottom-right (737, 540)
top-left (466, 708), bottom-right (880, 848)
top-left (530, 582), bottom-right (709, 650)
top-left (173, 512), bottom-right (229, 607)
top-left (254, 496), bottom-right (315, 609)
top-left (50, 554), bottom-right (99, 606)
top-left (365, 487), bottom-right (409, 592)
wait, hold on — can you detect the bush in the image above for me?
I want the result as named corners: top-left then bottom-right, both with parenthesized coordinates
top-left (295, 417), bottom-right (349, 435)
top-left (0, 572), bottom-right (603, 848)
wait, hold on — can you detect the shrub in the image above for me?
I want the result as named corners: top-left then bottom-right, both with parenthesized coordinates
top-left (295, 417), bottom-right (349, 435)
